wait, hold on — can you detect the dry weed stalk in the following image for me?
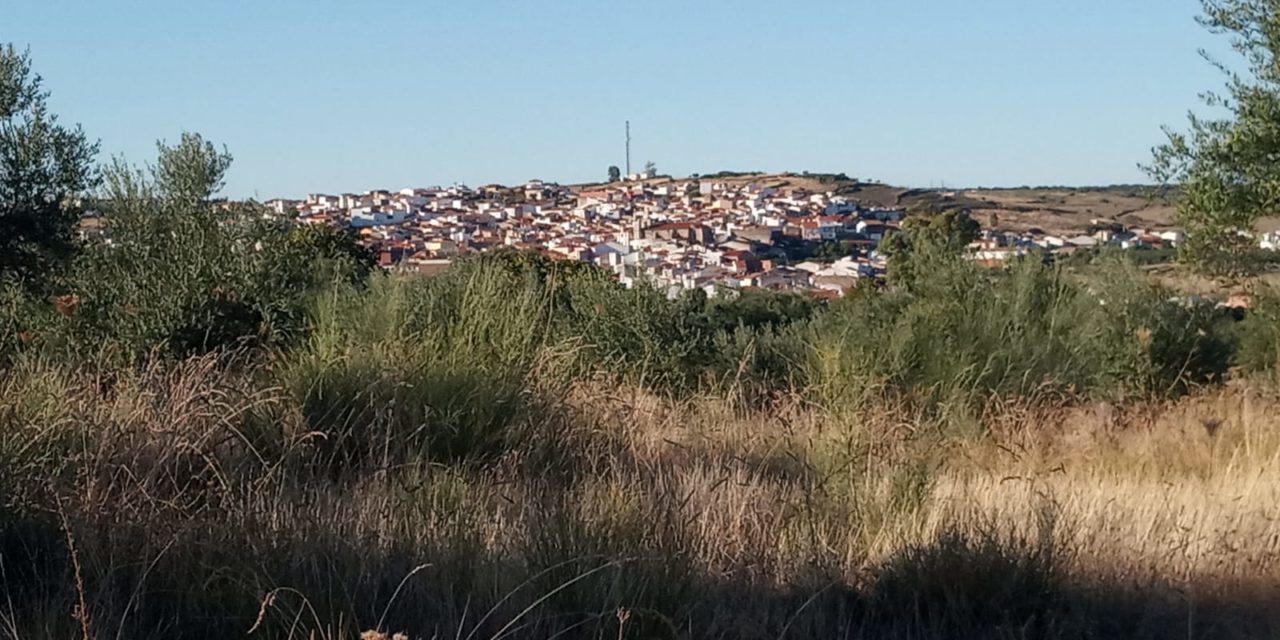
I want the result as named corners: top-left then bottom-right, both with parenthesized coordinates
top-left (56, 498), bottom-right (92, 640)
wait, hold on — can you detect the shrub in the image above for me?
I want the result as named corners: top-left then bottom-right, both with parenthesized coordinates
top-left (1073, 258), bottom-right (1235, 396)
top-left (278, 266), bottom-right (564, 466)
top-left (812, 255), bottom-right (1234, 412)
top-left (459, 251), bottom-right (818, 398)
top-left (1237, 286), bottom-right (1280, 375)
top-left (18, 138), bottom-right (372, 363)
top-left (559, 273), bottom-right (706, 388)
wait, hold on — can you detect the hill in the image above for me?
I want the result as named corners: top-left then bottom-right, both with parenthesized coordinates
top-left (953, 186), bottom-right (1179, 234)
top-left (572, 173), bottom-right (1179, 236)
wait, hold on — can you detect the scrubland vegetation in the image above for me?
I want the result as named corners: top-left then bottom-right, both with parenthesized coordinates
top-left (4, 134), bottom-right (1280, 639)
top-left (8, 8), bottom-right (1280, 634)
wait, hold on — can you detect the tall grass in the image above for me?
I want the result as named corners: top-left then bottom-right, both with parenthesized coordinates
top-left (2, 354), bottom-right (1279, 638)
top-left (1, 241), bottom-right (1276, 638)
top-left (278, 265), bottom-right (571, 466)
top-left (8, 132), bottom-right (1278, 636)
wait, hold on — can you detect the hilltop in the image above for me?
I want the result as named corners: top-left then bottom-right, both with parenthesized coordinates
top-left (573, 172), bottom-right (1180, 236)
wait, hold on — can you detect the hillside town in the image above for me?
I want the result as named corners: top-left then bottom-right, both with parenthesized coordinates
top-left (255, 177), bottom-right (1196, 299)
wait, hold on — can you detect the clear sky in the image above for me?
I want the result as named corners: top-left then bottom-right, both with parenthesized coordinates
top-left (10, 0), bottom-right (1226, 199)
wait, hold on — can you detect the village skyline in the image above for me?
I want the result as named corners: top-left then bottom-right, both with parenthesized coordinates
top-left (193, 171), bottom-right (1215, 304)
top-left (12, 0), bottom-right (1214, 199)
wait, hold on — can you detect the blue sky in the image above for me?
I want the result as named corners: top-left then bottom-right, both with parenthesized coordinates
top-left (11, 0), bottom-right (1224, 198)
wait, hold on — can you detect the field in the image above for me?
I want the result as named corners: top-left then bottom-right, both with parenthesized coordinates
top-left (3, 358), bottom-right (1279, 639)
top-left (4, 246), bottom-right (1280, 639)
top-left (955, 187), bottom-right (1179, 235)
top-left (6, 130), bottom-right (1280, 638)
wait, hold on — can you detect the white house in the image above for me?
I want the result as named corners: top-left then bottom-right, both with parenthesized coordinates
top-left (350, 208), bottom-right (408, 228)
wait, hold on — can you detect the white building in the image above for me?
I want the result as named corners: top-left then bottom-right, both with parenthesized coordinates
top-left (350, 208), bottom-right (408, 228)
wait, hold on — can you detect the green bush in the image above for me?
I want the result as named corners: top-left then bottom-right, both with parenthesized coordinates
top-left (559, 273), bottom-right (705, 388)
top-left (708, 322), bottom-right (811, 402)
top-left (1237, 287), bottom-right (1280, 375)
top-left (453, 251), bottom-right (819, 398)
top-left (278, 266), bottom-right (563, 466)
top-left (15, 138), bottom-right (373, 363)
top-left (812, 255), bottom-right (1234, 411)
top-left (1073, 258), bottom-right (1235, 395)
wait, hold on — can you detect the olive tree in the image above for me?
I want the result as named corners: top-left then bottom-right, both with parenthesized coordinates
top-left (68, 134), bottom-right (373, 358)
top-left (881, 209), bottom-right (981, 289)
top-left (0, 45), bottom-right (98, 289)
top-left (1148, 0), bottom-right (1280, 274)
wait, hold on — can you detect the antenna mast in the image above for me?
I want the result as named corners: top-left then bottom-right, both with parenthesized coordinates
top-left (625, 121), bottom-right (631, 177)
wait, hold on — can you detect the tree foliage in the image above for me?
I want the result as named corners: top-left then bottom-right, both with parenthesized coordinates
top-left (607, 165), bottom-right (621, 182)
top-left (0, 44), bottom-right (98, 289)
top-left (813, 240), bottom-right (856, 261)
top-left (52, 133), bottom-right (371, 359)
top-left (154, 132), bottom-right (233, 203)
top-left (1148, 0), bottom-right (1280, 274)
top-left (881, 209), bottom-right (980, 288)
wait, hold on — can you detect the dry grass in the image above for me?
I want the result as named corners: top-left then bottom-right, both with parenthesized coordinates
top-left (958, 188), bottom-right (1178, 235)
top-left (1141, 261), bottom-right (1280, 301)
top-left (1, 357), bottom-right (1279, 638)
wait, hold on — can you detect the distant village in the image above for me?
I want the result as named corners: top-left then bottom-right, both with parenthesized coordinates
top-left (249, 174), bottom-right (1214, 300)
